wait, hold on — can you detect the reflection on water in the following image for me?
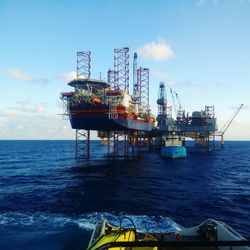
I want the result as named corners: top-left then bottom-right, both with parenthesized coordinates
top-left (0, 140), bottom-right (249, 249)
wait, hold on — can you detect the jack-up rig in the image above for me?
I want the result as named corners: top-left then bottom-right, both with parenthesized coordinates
top-left (156, 81), bottom-right (244, 157)
top-left (61, 48), bottom-right (243, 159)
top-left (61, 48), bottom-right (154, 159)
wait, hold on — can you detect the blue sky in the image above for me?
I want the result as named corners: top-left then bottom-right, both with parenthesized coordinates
top-left (0, 0), bottom-right (249, 140)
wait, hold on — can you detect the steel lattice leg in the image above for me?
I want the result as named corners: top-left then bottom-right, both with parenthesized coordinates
top-left (75, 129), bottom-right (90, 159)
top-left (106, 131), bottom-right (130, 158)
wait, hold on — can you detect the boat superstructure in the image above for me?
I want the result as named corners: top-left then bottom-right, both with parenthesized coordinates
top-left (161, 129), bottom-right (187, 159)
top-left (87, 218), bottom-right (250, 250)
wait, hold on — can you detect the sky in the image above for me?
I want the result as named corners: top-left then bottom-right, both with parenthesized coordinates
top-left (0, 0), bottom-right (249, 140)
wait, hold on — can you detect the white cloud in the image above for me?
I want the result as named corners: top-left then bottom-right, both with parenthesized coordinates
top-left (63, 124), bottom-right (70, 130)
top-left (9, 105), bottom-right (32, 113)
top-left (0, 98), bottom-right (75, 139)
top-left (36, 105), bottom-right (46, 113)
top-left (138, 41), bottom-right (175, 61)
top-left (17, 100), bottom-right (30, 106)
top-left (0, 110), bottom-right (18, 117)
top-left (56, 71), bottom-right (77, 83)
top-left (56, 100), bottom-right (64, 110)
top-left (215, 81), bottom-right (227, 88)
top-left (197, 0), bottom-right (219, 6)
top-left (153, 70), bottom-right (207, 90)
top-left (6, 68), bottom-right (49, 86)
top-left (33, 77), bottom-right (49, 87)
top-left (197, 0), bottom-right (206, 6)
top-left (7, 101), bottom-right (47, 114)
top-left (7, 68), bottom-right (32, 81)
top-left (153, 70), bottom-right (176, 86)
top-left (0, 110), bottom-right (75, 140)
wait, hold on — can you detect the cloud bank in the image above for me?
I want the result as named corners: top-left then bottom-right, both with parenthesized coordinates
top-left (8, 101), bottom-right (47, 114)
top-left (7, 68), bottom-right (32, 81)
top-left (56, 71), bottom-right (77, 83)
top-left (138, 41), bottom-right (175, 61)
top-left (153, 70), bottom-right (176, 86)
top-left (6, 68), bottom-right (49, 86)
top-left (197, 0), bottom-right (219, 6)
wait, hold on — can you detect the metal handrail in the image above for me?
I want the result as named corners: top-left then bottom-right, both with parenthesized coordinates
top-left (94, 240), bottom-right (250, 250)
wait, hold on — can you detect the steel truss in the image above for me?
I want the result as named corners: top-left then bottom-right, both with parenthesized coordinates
top-left (114, 47), bottom-right (129, 92)
top-left (75, 129), bottom-right (90, 159)
top-left (77, 51), bottom-right (91, 79)
top-left (137, 67), bottom-right (149, 110)
top-left (106, 130), bottom-right (137, 158)
top-left (194, 106), bottom-right (215, 152)
top-left (205, 105), bottom-right (215, 118)
top-left (194, 133), bottom-right (215, 152)
top-left (60, 95), bottom-right (70, 120)
top-left (207, 133), bottom-right (216, 151)
top-left (136, 131), bottom-right (151, 152)
top-left (107, 69), bottom-right (115, 89)
top-left (107, 131), bottom-right (129, 158)
top-left (133, 52), bottom-right (139, 104)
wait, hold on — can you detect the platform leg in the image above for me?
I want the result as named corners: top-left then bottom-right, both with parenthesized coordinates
top-left (75, 129), bottom-right (90, 159)
top-left (221, 134), bottom-right (224, 148)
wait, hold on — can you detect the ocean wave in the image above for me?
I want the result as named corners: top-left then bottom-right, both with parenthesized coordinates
top-left (0, 212), bottom-right (181, 232)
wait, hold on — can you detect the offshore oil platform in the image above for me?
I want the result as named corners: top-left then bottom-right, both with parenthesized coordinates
top-left (156, 82), bottom-right (243, 158)
top-left (61, 47), bottom-right (243, 159)
top-left (61, 48), bottom-right (155, 158)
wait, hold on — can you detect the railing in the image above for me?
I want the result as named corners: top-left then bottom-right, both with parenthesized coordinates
top-left (107, 96), bottom-right (120, 119)
top-left (93, 240), bottom-right (250, 250)
top-left (60, 93), bottom-right (72, 120)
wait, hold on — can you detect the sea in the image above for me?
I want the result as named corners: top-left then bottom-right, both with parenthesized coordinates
top-left (0, 140), bottom-right (249, 250)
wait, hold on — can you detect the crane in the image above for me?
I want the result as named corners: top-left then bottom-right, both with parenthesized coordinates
top-left (217, 103), bottom-right (244, 147)
top-left (174, 90), bottom-right (185, 122)
top-left (174, 90), bottom-right (182, 110)
top-left (170, 88), bottom-right (177, 117)
top-left (170, 89), bottom-right (185, 122)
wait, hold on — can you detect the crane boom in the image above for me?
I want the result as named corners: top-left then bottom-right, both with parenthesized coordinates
top-left (174, 91), bottom-right (182, 110)
top-left (170, 88), bottom-right (177, 117)
top-left (219, 104), bottom-right (244, 135)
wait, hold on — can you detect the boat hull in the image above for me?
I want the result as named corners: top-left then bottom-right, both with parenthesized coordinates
top-left (87, 218), bottom-right (250, 250)
top-left (161, 146), bottom-right (187, 159)
top-left (70, 116), bottom-right (153, 131)
top-left (69, 105), bottom-right (154, 131)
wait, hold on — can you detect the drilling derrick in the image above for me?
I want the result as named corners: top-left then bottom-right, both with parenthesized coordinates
top-left (157, 82), bottom-right (168, 116)
top-left (114, 47), bottom-right (129, 92)
top-left (133, 53), bottom-right (139, 111)
top-left (77, 51), bottom-right (91, 79)
top-left (157, 82), bottom-right (173, 131)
